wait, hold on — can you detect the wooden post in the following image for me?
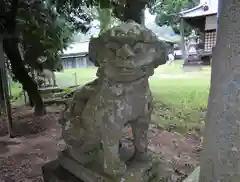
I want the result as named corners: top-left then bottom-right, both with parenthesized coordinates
top-left (74, 72), bottom-right (77, 86)
top-left (180, 17), bottom-right (187, 63)
top-left (140, 9), bottom-right (145, 25)
top-left (23, 91), bottom-right (27, 105)
top-left (0, 74), bottom-right (5, 114)
top-left (8, 76), bottom-right (11, 97)
top-left (0, 40), bottom-right (13, 137)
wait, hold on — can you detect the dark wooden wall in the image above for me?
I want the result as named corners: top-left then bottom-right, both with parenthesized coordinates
top-left (184, 16), bottom-right (206, 34)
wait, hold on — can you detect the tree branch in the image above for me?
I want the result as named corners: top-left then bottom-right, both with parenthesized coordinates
top-left (5, 0), bottom-right (19, 34)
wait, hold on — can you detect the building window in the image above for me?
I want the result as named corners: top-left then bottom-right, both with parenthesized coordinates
top-left (204, 30), bottom-right (216, 52)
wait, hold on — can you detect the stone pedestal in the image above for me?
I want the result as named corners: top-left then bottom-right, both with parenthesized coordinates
top-left (42, 156), bottom-right (161, 182)
top-left (42, 159), bottom-right (83, 182)
top-left (123, 160), bottom-right (161, 182)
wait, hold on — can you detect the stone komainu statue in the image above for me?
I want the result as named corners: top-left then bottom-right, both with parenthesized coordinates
top-left (60, 21), bottom-right (168, 181)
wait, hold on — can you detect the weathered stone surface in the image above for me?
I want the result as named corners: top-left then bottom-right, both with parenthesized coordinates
top-left (53, 20), bottom-right (168, 182)
top-left (183, 166), bottom-right (200, 182)
top-left (42, 156), bottom-right (163, 182)
top-left (123, 160), bottom-right (161, 182)
top-left (59, 78), bottom-right (100, 161)
top-left (59, 155), bottom-right (110, 182)
top-left (89, 21), bottom-right (167, 83)
top-left (42, 159), bottom-right (83, 182)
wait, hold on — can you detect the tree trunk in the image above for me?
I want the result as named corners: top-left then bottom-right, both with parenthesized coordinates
top-left (140, 9), bottom-right (145, 25)
top-left (199, 0), bottom-right (240, 181)
top-left (0, 73), bottom-right (5, 113)
top-left (28, 92), bottom-right (34, 107)
top-left (123, 0), bottom-right (146, 24)
top-left (28, 71), bottom-right (35, 107)
top-left (3, 38), bottom-right (45, 116)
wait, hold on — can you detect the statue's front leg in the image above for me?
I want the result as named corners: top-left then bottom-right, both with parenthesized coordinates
top-left (49, 78), bottom-right (51, 85)
top-left (128, 114), bottom-right (150, 163)
top-left (100, 112), bottom-right (126, 179)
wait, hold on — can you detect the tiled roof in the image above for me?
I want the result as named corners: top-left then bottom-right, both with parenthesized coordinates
top-left (62, 41), bottom-right (89, 56)
top-left (180, 0), bottom-right (218, 18)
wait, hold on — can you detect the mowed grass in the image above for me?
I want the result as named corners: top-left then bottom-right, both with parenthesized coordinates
top-left (154, 60), bottom-right (211, 75)
top-left (55, 68), bottom-right (97, 85)
top-left (10, 61), bottom-right (211, 133)
top-left (150, 78), bottom-right (209, 133)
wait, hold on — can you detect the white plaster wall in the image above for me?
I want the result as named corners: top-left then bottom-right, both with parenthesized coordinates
top-left (208, 0), bottom-right (219, 13)
top-left (200, 0), bottom-right (208, 4)
top-left (200, 0), bottom-right (218, 12)
top-left (205, 14), bottom-right (217, 30)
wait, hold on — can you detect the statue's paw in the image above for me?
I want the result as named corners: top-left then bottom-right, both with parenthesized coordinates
top-left (126, 152), bottom-right (149, 165)
top-left (119, 162), bottom-right (127, 175)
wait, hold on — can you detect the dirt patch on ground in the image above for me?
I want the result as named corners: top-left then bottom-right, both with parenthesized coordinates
top-left (0, 106), bottom-right (201, 182)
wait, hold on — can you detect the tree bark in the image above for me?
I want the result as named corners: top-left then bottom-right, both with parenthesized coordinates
top-left (3, 38), bottom-right (45, 116)
top-left (0, 73), bottom-right (5, 112)
top-left (1, 0), bottom-right (44, 115)
top-left (199, 0), bottom-right (240, 181)
top-left (28, 92), bottom-right (34, 107)
top-left (123, 0), bottom-right (146, 24)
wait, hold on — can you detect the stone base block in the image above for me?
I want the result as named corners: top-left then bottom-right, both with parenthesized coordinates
top-left (42, 157), bottom-right (162, 182)
top-left (123, 160), bottom-right (161, 182)
top-left (42, 159), bottom-right (83, 182)
top-left (183, 166), bottom-right (200, 182)
top-left (59, 156), bottom-right (112, 182)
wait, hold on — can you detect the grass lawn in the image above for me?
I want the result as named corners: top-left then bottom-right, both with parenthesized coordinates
top-left (150, 78), bottom-right (209, 133)
top-left (11, 61), bottom-right (211, 133)
top-left (55, 68), bottom-right (98, 86)
top-left (154, 60), bottom-right (211, 75)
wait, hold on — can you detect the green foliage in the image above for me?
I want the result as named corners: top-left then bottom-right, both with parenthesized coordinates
top-left (9, 80), bottom-right (22, 102)
top-left (17, 0), bottom-right (75, 71)
top-left (96, 8), bottom-right (112, 34)
top-left (90, 6), bottom-right (121, 34)
top-left (53, 0), bottom-right (157, 23)
top-left (1, 0), bottom-right (89, 73)
top-left (150, 0), bottom-right (199, 33)
top-left (51, 0), bottom-right (93, 32)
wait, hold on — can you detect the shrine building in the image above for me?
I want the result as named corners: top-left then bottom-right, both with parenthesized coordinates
top-left (179, 0), bottom-right (218, 64)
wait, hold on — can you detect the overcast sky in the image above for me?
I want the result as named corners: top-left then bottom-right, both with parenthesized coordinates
top-left (87, 8), bottom-right (156, 37)
top-left (145, 8), bottom-right (156, 24)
